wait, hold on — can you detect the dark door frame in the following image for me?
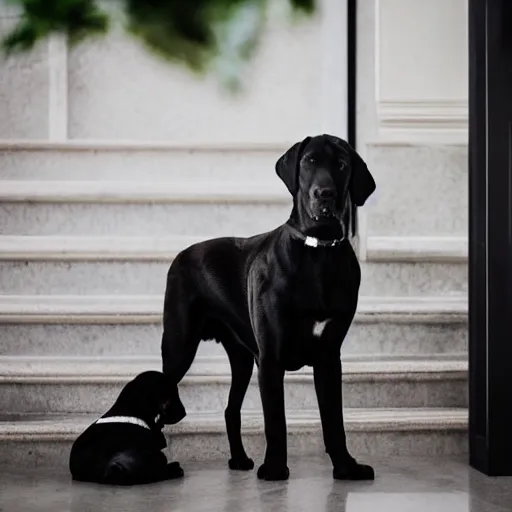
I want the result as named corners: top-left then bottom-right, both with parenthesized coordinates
top-left (468, 0), bottom-right (512, 476)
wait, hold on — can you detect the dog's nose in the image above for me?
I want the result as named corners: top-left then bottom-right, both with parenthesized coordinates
top-left (313, 187), bottom-right (336, 200)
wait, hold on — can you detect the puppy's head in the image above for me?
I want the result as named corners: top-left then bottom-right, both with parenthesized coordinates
top-left (276, 134), bottom-right (376, 231)
top-left (113, 371), bottom-right (186, 429)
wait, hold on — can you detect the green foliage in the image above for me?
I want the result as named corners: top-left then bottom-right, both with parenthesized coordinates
top-left (3, 0), bottom-right (108, 51)
top-left (2, 0), bottom-right (316, 88)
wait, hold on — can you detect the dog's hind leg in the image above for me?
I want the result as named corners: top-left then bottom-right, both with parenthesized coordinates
top-left (221, 332), bottom-right (255, 471)
top-left (160, 296), bottom-right (201, 424)
top-left (161, 312), bottom-right (201, 384)
top-left (161, 271), bottom-right (202, 384)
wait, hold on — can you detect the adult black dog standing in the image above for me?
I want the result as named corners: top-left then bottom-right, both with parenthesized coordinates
top-left (161, 134), bottom-right (376, 481)
top-left (69, 371), bottom-right (186, 485)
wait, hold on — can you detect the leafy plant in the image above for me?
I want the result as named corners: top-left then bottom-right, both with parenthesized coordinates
top-left (2, 0), bottom-right (316, 89)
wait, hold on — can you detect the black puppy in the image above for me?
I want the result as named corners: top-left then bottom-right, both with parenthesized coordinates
top-left (161, 134), bottom-right (376, 481)
top-left (69, 371), bottom-right (186, 485)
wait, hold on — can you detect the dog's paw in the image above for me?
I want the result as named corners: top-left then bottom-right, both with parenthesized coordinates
top-left (257, 463), bottom-right (290, 481)
top-left (228, 456), bottom-right (254, 471)
top-left (166, 461), bottom-right (184, 479)
top-left (333, 460), bottom-right (374, 481)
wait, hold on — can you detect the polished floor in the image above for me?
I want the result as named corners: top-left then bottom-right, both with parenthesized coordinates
top-left (1, 456), bottom-right (511, 512)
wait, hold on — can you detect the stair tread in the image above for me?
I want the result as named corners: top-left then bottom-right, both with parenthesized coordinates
top-left (0, 180), bottom-right (289, 203)
top-left (0, 408), bottom-right (468, 439)
top-left (0, 354), bottom-right (468, 382)
top-left (0, 234), bottom-right (202, 260)
top-left (0, 234), bottom-right (469, 263)
top-left (0, 139), bottom-right (291, 151)
top-left (0, 294), bottom-right (468, 313)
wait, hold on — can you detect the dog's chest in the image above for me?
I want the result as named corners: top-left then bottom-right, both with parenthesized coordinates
top-left (312, 319), bottom-right (331, 337)
top-left (288, 247), bottom-right (359, 312)
top-left (283, 317), bottom-right (337, 370)
top-left (280, 247), bottom-right (360, 370)
top-left (294, 316), bottom-right (334, 343)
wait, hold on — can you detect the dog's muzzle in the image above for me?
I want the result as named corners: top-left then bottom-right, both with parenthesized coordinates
top-left (310, 200), bottom-right (337, 221)
top-left (160, 400), bottom-right (186, 426)
top-left (310, 185), bottom-right (338, 221)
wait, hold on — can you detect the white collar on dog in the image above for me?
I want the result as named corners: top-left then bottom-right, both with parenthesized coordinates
top-left (286, 225), bottom-right (346, 248)
top-left (304, 236), bottom-right (345, 248)
top-left (95, 416), bottom-right (151, 430)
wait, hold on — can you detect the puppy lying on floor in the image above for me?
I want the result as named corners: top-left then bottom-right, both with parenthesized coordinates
top-left (69, 371), bottom-right (186, 486)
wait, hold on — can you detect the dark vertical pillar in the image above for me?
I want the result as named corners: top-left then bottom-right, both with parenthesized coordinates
top-left (469, 0), bottom-right (512, 476)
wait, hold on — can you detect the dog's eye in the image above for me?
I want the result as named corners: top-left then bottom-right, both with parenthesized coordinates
top-left (339, 162), bottom-right (347, 170)
top-left (308, 157), bottom-right (316, 164)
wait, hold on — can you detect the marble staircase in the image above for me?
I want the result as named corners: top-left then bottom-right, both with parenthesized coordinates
top-left (0, 141), bottom-right (468, 470)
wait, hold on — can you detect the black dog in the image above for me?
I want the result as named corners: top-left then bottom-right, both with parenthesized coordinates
top-left (161, 134), bottom-right (376, 481)
top-left (69, 371), bottom-right (186, 485)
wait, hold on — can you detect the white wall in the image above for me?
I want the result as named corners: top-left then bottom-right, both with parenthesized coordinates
top-left (374, 0), bottom-right (468, 144)
top-left (2, 0), bottom-right (469, 147)
top-left (0, 0), bottom-right (348, 146)
top-left (355, 0), bottom-right (469, 257)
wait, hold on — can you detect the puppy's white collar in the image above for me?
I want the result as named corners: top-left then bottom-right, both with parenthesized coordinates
top-left (95, 416), bottom-right (151, 430)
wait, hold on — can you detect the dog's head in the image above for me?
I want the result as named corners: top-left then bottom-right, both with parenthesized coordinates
top-left (111, 371), bottom-right (186, 429)
top-left (276, 134), bottom-right (376, 233)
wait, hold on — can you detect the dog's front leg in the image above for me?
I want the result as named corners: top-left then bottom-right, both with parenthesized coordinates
top-left (256, 356), bottom-right (288, 481)
top-left (313, 355), bottom-right (375, 480)
top-left (250, 295), bottom-right (289, 481)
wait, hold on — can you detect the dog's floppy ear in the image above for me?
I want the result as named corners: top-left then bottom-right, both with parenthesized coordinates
top-left (275, 137), bottom-right (311, 195)
top-left (349, 146), bottom-right (376, 206)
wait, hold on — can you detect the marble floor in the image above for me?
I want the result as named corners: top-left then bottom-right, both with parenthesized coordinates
top-left (1, 456), bottom-right (511, 512)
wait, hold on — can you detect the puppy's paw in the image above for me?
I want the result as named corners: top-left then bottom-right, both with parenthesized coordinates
top-left (229, 456), bottom-right (254, 471)
top-left (333, 460), bottom-right (374, 481)
top-left (257, 463), bottom-right (290, 481)
top-left (166, 461), bottom-right (184, 479)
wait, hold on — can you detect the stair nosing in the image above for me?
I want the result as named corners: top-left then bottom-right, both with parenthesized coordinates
top-left (366, 235), bottom-right (467, 263)
top-left (0, 139), bottom-right (293, 152)
top-left (0, 408), bottom-right (469, 440)
top-left (0, 234), bottom-right (469, 263)
top-left (0, 180), bottom-right (290, 204)
top-left (0, 355), bottom-right (468, 383)
top-left (0, 294), bottom-right (468, 325)
top-left (0, 235), bottom-right (202, 261)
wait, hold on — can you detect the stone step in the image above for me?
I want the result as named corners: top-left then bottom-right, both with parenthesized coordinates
top-left (0, 181), bottom-right (290, 236)
top-left (0, 260), bottom-right (468, 297)
top-left (0, 294), bottom-right (468, 357)
top-left (0, 320), bottom-right (468, 358)
top-left (0, 144), bottom-right (468, 237)
top-left (0, 235), bottom-right (468, 261)
top-left (0, 236), bottom-right (467, 296)
top-left (0, 180), bottom-right (289, 203)
top-left (0, 141), bottom-right (286, 182)
top-left (0, 355), bottom-right (468, 414)
top-left (0, 294), bottom-right (467, 323)
top-left (0, 408), bottom-right (468, 469)
top-left (365, 236), bottom-right (467, 262)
